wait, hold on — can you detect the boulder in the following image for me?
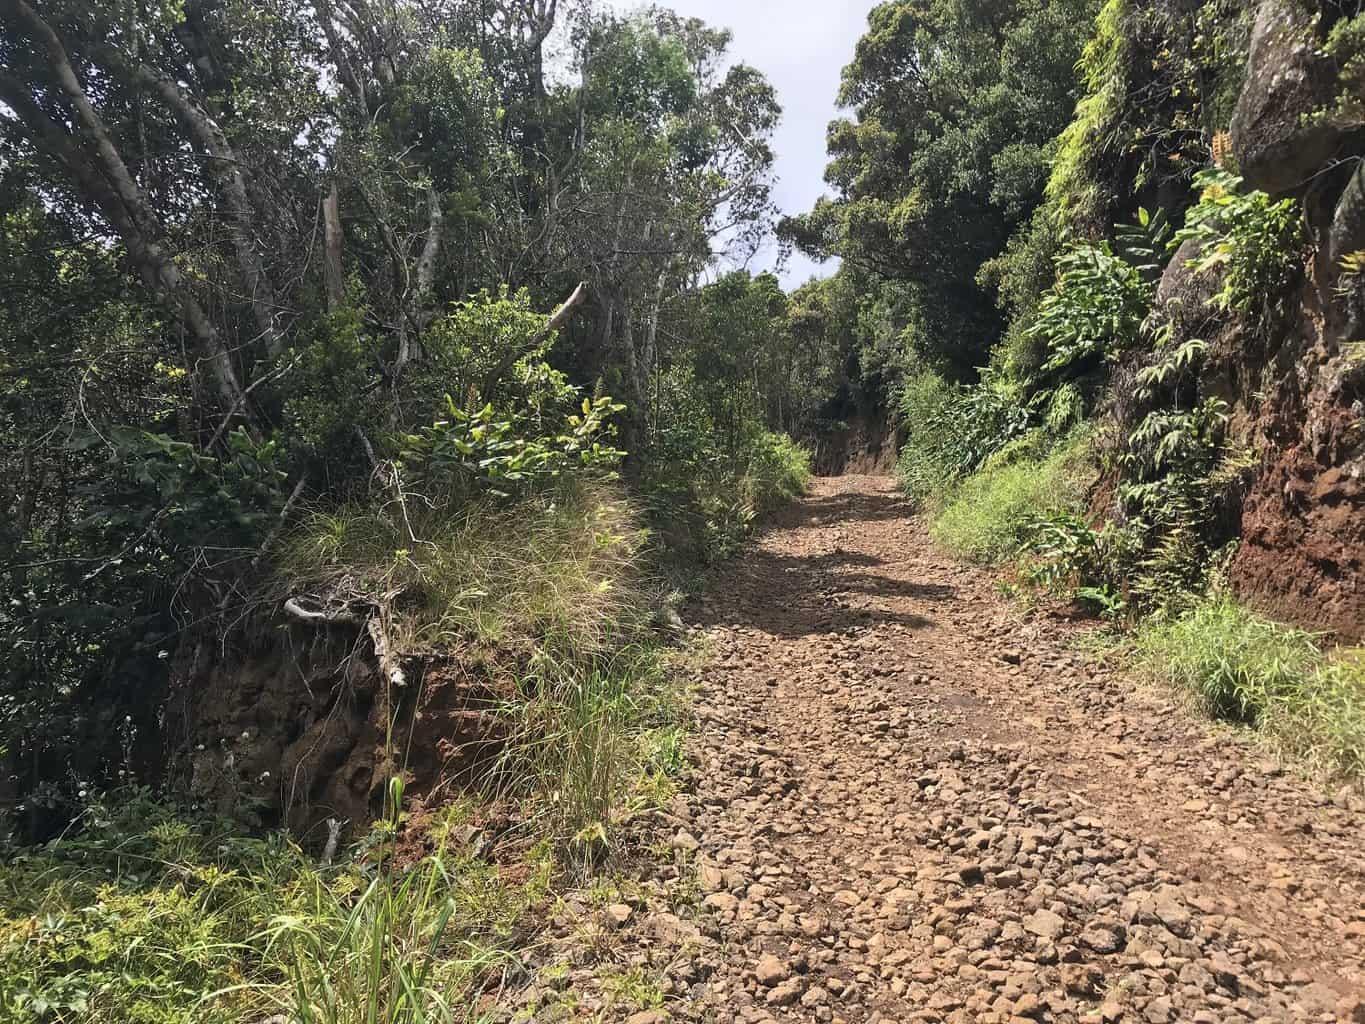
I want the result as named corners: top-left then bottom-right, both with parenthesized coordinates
top-left (1230, 0), bottom-right (1342, 194)
top-left (1155, 238), bottom-right (1211, 308)
top-left (1329, 162), bottom-right (1365, 266)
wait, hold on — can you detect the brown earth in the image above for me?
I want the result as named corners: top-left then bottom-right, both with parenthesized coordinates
top-left (529, 476), bottom-right (1365, 1024)
top-left (812, 414), bottom-right (901, 477)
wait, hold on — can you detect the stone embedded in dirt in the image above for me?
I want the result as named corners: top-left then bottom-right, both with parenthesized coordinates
top-left (626, 1012), bottom-right (669, 1024)
top-left (1061, 962), bottom-right (1104, 997)
top-left (1078, 923), bottom-right (1125, 954)
top-left (568, 479), bottom-right (1365, 1024)
top-left (1024, 908), bottom-right (1067, 940)
top-left (1143, 994), bottom-right (1175, 1023)
top-left (643, 912), bottom-right (703, 948)
top-left (604, 903), bottom-right (633, 928)
top-left (992, 867), bottom-right (1023, 888)
top-left (765, 979), bottom-right (804, 1006)
top-left (832, 889), bottom-right (861, 907)
top-left (1152, 897), bottom-right (1193, 938)
top-left (703, 892), bottom-right (739, 914)
top-left (1338, 995), bottom-right (1365, 1024)
top-left (754, 953), bottom-right (789, 987)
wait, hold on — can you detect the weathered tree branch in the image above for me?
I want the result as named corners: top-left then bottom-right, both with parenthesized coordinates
top-left (129, 60), bottom-right (285, 357)
top-left (0, 0), bottom-right (252, 416)
top-left (476, 281), bottom-right (588, 401)
top-left (324, 182), bottom-right (347, 312)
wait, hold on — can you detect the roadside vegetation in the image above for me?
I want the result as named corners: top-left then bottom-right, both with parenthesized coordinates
top-left (0, 0), bottom-right (830, 1019)
top-left (786, 0), bottom-right (1364, 780)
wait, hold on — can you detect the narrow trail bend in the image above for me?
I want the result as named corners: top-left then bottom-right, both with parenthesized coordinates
top-left (656, 476), bottom-right (1365, 1024)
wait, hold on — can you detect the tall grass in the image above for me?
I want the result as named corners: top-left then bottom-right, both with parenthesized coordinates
top-left (1, 448), bottom-right (757, 1021)
top-left (0, 793), bottom-right (547, 1024)
top-left (930, 431), bottom-right (1092, 563)
top-left (1137, 597), bottom-right (1365, 779)
top-left (643, 430), bottom-right (812, 569)
top-left (277, 479), bottom-right (649, 658)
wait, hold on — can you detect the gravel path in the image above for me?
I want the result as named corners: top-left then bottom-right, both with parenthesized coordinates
top-left (530, 476), bottom-right (1365, 1024)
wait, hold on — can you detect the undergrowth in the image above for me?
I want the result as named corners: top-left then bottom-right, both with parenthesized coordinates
top-left (929, 431), bottom-right (1093, 564)
top-left (644, 429), bottom-right (812, 571)
top-left (1137, 599), bottom-right (1365, 780)
top-left (0, 791), bottom-right (544, 1024)
top-left (0, 462), bottom-right (716, 1022)
top-left (277, 479), bottom-right (649, 658)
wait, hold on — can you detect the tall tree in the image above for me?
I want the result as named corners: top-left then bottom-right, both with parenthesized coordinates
top-left (783, 0), bottom-right (1098, 379)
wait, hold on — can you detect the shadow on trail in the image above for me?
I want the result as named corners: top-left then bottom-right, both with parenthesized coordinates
top-left (687, 481), bottom-right (952, 640)
top-left (832, 572), bottom-right (957, 603)
top-left (765, 486), bottom-right (917, 530)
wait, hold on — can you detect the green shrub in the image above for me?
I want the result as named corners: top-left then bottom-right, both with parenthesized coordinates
top-left (1025, 239), bottom-right (1152, 378)
top-left (0, 791), bottom-right (545, 1024)
top-left (930, 431), bottom-right (1093, 563)
top-left (399, 394), bottom-right (624, 500)
top-left (742, 431), bottom-right (813, 513)
top-left (1137, 598), bottom-right (1365, 779)
top-left (1173, 169), bottom-right (1303, 319)
top-left (641, 420), bottom-right (811, 568)
top-left (278, 480), bottom-right (648, 657)
top-left (896, 369), bottom-right (1034, 504)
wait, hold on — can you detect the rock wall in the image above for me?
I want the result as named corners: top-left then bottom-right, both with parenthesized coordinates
top-left (813, 412), bottom-right (902, 477)
top-left (1222, 0), bottom-right (1365, 638)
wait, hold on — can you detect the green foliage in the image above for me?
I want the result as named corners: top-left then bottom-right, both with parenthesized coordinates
top-left (0, 0), bottom-right (801, 824)
top-left (1321, 14), bottom-right (1365, 128)
top-left (1046, 0), bottom-right (1251, 231)
top-left (0, 792), bottom-right (545, 1024)
top-left (930, 431), bottom-right (1093, 563)
top-left (1046, 0), bottom-right (1130, 228)
top-left (896, 369), bottom-right (1035, 502)
top-left (1173, 170), bottom-right (1304, 319)
top-left (400, 395), bottom-right (625, 499)
top-left (785, 0), bottom-right (1099, 378)
top-left (638, 270), bottom-right (817, 567)
top-left (503, 640), bottom-right (679, 862)
top-left (993, 0), bottom-right (1251, 355)
top-left (1019, 510), bottom-right (1136, 617)
top-left (1025, 239), bottom-right (1152, 376)
top-left (643, 372), bottom-right (812, 568)
top-left (1137, 599), bottom-right (1365, 778)
top-left (279, 482), bottom-right (647, 657)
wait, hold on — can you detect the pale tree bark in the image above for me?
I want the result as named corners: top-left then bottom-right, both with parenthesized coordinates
top-left (0, 0), bottom-right (251, 417)
top-left (324, 182), bottom-right (347, 313)
top-left (477, 281), bottom-right (588, 401)
top-left (130, 62), bottom-right (285, 357)
top-left (394, 186), bottom-right (445, 378)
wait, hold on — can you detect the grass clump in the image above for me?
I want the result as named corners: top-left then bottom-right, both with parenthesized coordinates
top-left (646, 429), bottom-right (812, 568)
top-left (278, 479), bottom-right (648, 658)
top-left (930, 432), bottom-right (1092, 564)
top-left (0, 792), bottom-right (543, 1024)
top-left (1136, 597), bottom-right (1365, 779)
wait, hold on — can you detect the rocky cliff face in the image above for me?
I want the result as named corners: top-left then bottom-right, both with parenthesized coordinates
top-left (813, 413), bottom-right (902, 477)
top-left (1222, 0), bottom-right (1365, 638)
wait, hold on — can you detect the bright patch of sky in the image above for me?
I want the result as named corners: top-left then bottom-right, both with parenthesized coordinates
top-left (608, 0), bottom-right (876, 289)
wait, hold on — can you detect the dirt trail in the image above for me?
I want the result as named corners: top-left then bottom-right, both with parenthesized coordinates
top-left (534, 476), bottom-right (1365, 1024)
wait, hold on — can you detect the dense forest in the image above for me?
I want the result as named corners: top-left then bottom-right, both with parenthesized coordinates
top-left (1, 0), bottom-right (1363, 1020)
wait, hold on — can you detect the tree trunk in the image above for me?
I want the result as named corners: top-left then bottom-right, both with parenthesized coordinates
top-left (324, 182), bottom-right (346, 312)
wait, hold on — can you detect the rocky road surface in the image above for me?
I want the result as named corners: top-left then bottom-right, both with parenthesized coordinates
top-left (528, 476), bottom-right (1365, 1024)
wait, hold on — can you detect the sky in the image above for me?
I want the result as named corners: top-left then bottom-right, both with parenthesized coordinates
top-left (610, 0), bottom-right (877, 288)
